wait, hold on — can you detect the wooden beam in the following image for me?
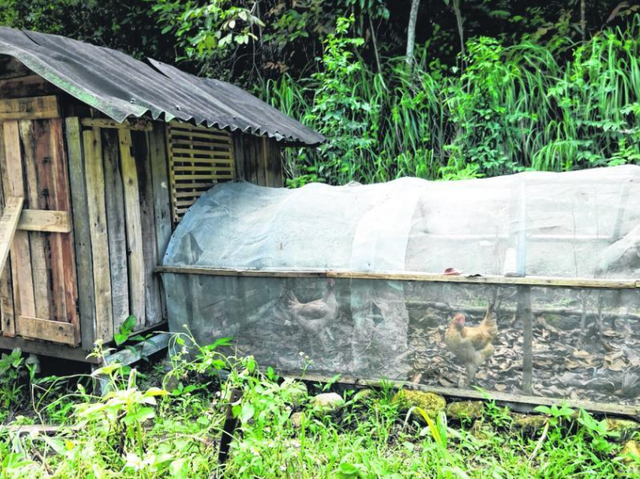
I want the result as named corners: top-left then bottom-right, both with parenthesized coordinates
top-left (17, 315), bottom-right (76, 345)
top-left (119, 129), bottom-right (146, 329)
top-left (81, 118), bottom-right (153, 131)
top-left (154, 266), bottom-right (640, 290)
top-left (0, 95), bottom-right (59, 120)
top-left (0, 334), bottom-right (99, 362)
top-left (0, 196), bottom-right (23, 275)
top-left (17, 209), bottom-right (71, 233)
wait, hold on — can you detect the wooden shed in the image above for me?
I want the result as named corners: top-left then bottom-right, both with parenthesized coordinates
top-left (0, 28), bottom-right (324, 361)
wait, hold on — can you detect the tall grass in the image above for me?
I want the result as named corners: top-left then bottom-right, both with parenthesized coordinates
top-left (260, 15), bottom-right (640, 185)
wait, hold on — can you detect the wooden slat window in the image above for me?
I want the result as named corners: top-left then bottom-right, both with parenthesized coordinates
top-left (167, 122), bottom-right (235, 223)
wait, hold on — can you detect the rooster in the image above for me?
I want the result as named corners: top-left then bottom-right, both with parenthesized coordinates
top-left (444, 300), bottom-right (498, 387)
top-left (286, 279), bottom-right (339, 349)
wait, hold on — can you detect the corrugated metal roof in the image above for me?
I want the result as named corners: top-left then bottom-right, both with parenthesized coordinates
top-left (0, 27), bottom-right (325, 146)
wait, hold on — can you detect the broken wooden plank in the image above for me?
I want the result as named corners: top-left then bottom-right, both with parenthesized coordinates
top-left (66, 117), bottom-right (96, 350)
top-left (102, 129), bottom-right (130, 331)
top-left (104, 333), bottom-right (170, 366)
top-left (0, 197), bottom-right (24, 276)
top-left (2, 120), bottom-right (36, 320)
top-left (83, 127), bottom-right (113, 343)
top-left (119, 128), bottom-right (146, 329)
top-left (0, 95), bottom-right (59, 120)
top-left (17, 315), bottom-right (76, 345)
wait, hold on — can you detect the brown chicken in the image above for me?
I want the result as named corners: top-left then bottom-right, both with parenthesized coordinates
top-left (286, 279), bottom-right (339, 345)
top-left (444, 302), bottom-right (498, 386)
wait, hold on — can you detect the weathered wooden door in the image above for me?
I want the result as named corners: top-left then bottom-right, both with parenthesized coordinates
top-left (0, 96), bottom-right (79, 345)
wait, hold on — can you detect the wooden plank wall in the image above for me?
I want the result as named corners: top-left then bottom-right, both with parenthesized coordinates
top-left (75, 121), bottom-right (170, 344)
top-left (232, 132), bottom-right (283, 187)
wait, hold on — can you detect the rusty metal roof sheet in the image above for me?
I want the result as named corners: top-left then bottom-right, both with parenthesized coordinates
top-left (0, 27), bottom-right (325, 146)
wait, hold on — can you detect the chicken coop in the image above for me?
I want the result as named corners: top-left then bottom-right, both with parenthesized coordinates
top-left (160, 166), bottom-right (640, 414)
top-left (0, 28), bottom-right (323, 361)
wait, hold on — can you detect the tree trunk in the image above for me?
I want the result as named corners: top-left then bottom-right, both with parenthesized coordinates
top-left (406, 0), bottom-right (421, 69)
top-left (452, 0), bottom-right (465, 57)
top-left (580, 0), bottom-right (587, 42)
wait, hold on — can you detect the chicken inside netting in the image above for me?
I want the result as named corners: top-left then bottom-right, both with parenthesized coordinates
top-left (162, 165), bottom-right (640, 406)
top-left (163, 274), bottom-right (640, 405)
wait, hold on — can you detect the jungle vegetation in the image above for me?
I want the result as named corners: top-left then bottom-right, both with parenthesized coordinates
top-left (1, 0), bottom-right (639, 186)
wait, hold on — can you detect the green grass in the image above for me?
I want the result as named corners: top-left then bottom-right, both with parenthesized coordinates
top-left (0, 338), bottom-right (637, 478)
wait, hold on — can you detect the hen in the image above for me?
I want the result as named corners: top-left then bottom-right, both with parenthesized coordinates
top-left (444, 301), bottom-right (498, 386)
top-left (286, 279), bottom-right (339, 348)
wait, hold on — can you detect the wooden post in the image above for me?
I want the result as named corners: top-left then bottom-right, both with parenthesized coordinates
top-left (519, 286), bottom-right (533, 394)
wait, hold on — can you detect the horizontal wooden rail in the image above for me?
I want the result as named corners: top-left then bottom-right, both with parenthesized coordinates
top-left (18, 209), bottom-right (71, 233)
top-left (80, 118), bottom-right (153, 131)
top-left (155, 266), bottom-right (640, 290)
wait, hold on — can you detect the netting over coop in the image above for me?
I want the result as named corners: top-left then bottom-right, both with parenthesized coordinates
top-left (162, 165), bottom-right (640, 407)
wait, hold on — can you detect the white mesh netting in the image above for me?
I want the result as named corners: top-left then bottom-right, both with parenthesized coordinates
top-left (163, 166), bottom-right (640, 404)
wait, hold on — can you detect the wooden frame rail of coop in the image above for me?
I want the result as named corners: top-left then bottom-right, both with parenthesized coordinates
top-left (155, 266), bottom-right (640, 290)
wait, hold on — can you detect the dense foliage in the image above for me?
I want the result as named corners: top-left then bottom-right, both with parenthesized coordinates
top-left (1, 0), bottom-right (639, 185)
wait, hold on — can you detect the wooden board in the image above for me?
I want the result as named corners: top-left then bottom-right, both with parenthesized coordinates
top-left (0, 122), bottom-right (15, 336)
top-left (0, 197), bottom-right (23, 276)
top-left (167, 122), bottom-right (234, 223)
top-left (0, 57), bottom-right (32, 79)
top-left (83, 127), bottom-right (113, 342)
top-left (155, 265), bottom-right (640, 290)
top-left (0, 95), bottom-right (59, 120)
top-left (81, 118), bottom-right (153, 131)
top-left (2, 121), bottom-right (36, 320)
top-left (17, 315), bottom-right (75, 345)
top-left (20, 120), bottom-right (52, 321)
top-left (0, 334), bottom-right (99, 363)
top-left (119, 128), bottom-right (146, 329)
top-left (0, 75), bottom-right (57, 99)
top-left (66, 117), bottom-right (96, 350)
top-left (102, 129), bottom-right (130, 331)
top-left (135, 132), bottom-right (163, 327)
top-left (148, 126), bottom-right (173, 259)
top-left (17, 210), bottom-right (71, 233)
top-left (50, 118), bottom-right (79, 336)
